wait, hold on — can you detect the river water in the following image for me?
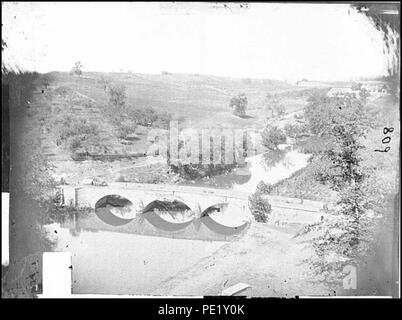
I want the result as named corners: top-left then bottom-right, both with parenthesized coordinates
top-left (45, 222), bottom-right (224, 295)
top-left (179, 148), bottom-right (311, 193)
top-left (45, 148), bottom-right (309, 295)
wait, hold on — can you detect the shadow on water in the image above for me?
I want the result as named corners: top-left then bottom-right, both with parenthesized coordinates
top-left (89, 198), bottom-right (249, 237)
top-left (142, 199), bottom-right (194, 231)
top-left (143, 211), bottom-right (194, 231)
top-left (200, 204), bottom-right (248, 235)
top-left (95, 195), bottom-right (135, 226)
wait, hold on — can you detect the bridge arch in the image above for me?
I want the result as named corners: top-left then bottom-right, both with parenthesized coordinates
top-left (200, 203), bottom-right (249, 235)
top-left (94, 194), bottom-right (135, 226)
top-left (141, 199), bottom-right (195, 231)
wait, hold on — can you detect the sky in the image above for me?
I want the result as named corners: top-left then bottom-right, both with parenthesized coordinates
top-left (2, 2), bottom-right (391, 81)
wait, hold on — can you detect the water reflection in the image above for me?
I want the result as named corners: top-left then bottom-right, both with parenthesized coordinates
top-left (46, 223), bottom-right (224, 295)
top-left (201, 204), bottom-right (248, 235)
top-left (95, 195), bottom-right (135, 226)
top-left (178, 149), bottom-right (308, 192)
top-left (233, 150), bottom-right (311, 193)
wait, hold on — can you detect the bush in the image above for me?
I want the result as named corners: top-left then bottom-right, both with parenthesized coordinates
top-left (256, 181), bottom-right (273, 194)
top-left (55, 116), bottom-right (106, 155)
top-left (261, 125), bottom-right (286, 150)
top-left (107, 84), bottom-right (127, 110)
top-left (118, 119), bottom-right (137, 139)
top-left (229, 93), bottom-right (248, 117)
top-left (248, 191), bottom-right (272, 223)
top-left (128, 107), bottom-right (172, 129)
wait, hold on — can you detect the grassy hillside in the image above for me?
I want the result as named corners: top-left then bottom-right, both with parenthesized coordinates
top-left (27, 71), bottom-right (309, 184)
top-left (45, 71), bottom-right (298, 129)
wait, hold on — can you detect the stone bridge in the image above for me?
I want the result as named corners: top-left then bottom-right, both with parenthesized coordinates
top-left (59, 182), bottom-right (250, 218)
top-left (58, 182), bottom-right (328, 226)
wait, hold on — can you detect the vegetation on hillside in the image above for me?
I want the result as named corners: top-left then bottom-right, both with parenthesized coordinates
top-left (292, 89), bottom-right (399, 291)
top-left (104, 82), bottom-right (172, 131)
top-left (261, 125), bottom-right (287, 150)
top-left (248, 190), bottom-right (272, 223)
top-left (70, 61), bottom-right (83, 77)
top-left (265, 93), bottom-right (285, 119)
top-left (229, 93), bottom-right (248, 117)
top-left (169, 130), bottom-right (245, 180)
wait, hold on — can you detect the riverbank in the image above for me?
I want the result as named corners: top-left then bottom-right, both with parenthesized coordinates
top-left (152, 222), bottom-right (330, 297)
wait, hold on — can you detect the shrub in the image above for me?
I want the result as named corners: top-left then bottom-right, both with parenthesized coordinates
top-left (118, 119), bottom-right (137, 139)
top-left (261, 125), bottom-right (286, 150)
top-left (128, 107), bottom-right (172, 129)
top-left (56, 117), bottom-right (106, 155)
top-left (256, 181), bottom-right (273, 194)
top-left (107, 84), bottom-right (127, 110)
top-left (248, 191), bottom-right (272, 223)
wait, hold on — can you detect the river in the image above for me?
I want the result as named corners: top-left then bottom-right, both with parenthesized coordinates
top-left (179, 148), bottom-right (311, 193)
top-left (45, 222), bottom-right (224, 295)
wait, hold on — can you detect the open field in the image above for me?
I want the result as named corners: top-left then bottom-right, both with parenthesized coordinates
top-left (44, 71), bottom-right (306, 129)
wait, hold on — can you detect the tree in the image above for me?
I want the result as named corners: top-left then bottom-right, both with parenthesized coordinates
top-left (261, 125), bottom-right (287, 150)
top-left (265, 94), bottom-right (285, 119)
top-left (70, 61), bottom-right (83, 77)
top-left (304, 92), bottom-right (333, 136)
top-left (301, 94), bottom-right (374, 288)
top-left (229, 93), bottom-right (248, 117)
top-left (248, 190), bottom-right (272, 222)
top-left (304, 91), bottom-right (372, 137)
top-left (107, 84), bottom-right (127, 116)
